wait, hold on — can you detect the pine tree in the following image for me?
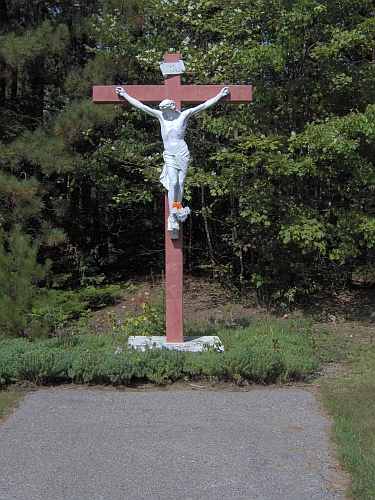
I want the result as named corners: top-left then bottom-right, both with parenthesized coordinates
top-left (0, 225), bottom-right (52, 338)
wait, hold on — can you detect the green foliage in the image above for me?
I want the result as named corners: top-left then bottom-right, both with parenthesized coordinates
top-left (181, 351), bottom-right (226, 380)
top-left (76, 285), bottom-right (122, 309)
top-left (0, 226), bottom-right (52, 338)
top-left (137, 348), bottom-right (186, 384)
top-left (97, 356), bottom-right (140, 384)
top-left (107, 290), bottom-right (165, 337)
top-left (28, 285), bottom-right (122, 337)
top-left (125, 0), bottom-right (375, 300)
top-left (0, 235), bottom-right (121, 340)
top-left (0, 317), bottom-right (320, 387)
top-left (218, 317), bottom-right (320, 383)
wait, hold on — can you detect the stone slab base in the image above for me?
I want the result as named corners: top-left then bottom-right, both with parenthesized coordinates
top-left (128, 336), bottom-right (223, 353)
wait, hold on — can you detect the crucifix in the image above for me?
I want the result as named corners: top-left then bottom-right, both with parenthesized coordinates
top-left (93, 54), bottom-right (252, 343)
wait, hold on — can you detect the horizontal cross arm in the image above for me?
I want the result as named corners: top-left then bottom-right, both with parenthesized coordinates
top-left (174, 85), bottom-right (252, 105)
top-left (93, 85), bottom-right (166, 104)
top-left (93, 85), bottom-right (252, 105)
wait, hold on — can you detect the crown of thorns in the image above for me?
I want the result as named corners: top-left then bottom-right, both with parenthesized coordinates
top-left (159, 99), bottom-right (176, 109)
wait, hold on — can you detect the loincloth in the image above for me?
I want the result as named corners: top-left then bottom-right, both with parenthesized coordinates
top-left (159, 145), bottom-right (191, 190)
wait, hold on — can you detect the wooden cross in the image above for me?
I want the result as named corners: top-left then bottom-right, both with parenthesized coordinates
top-left (93, 54), bottom-right (252, 343)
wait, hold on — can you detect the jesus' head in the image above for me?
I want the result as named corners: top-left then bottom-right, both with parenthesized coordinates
top-left (159, 99), bottom-right (179, 111)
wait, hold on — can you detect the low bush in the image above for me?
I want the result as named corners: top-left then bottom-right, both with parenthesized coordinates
top-left (217, 317), bottom-right (320, 382)
top-left (0, 318), bottom-right (320, 387)
top-left (75, 285), bottom-right (123, 310)
top-left (27, 285), bottom-right (122, 338)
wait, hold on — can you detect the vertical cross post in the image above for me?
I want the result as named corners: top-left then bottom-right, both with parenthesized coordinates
top-left (163, 54), bottom-right (184, 342)
top-left (165, 188), bottom-right (184, 342)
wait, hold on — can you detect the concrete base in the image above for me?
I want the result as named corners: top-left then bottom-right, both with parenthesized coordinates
top-left (128, 336), bottom-right (223, 353)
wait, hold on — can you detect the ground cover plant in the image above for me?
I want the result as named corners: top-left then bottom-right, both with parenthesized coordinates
top-left (0, 317), bottom-right (320, 387)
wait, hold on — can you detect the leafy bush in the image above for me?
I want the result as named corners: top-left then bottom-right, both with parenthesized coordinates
top-left (0, 338), bottom-right (70, 385)
top-left (27, 285), bottom-right (122, 337)
top-left (142, 348), bottom-right (187, 384)
top-left (106, 291), bottom-right (166, 338)
top-left (224, 347), bottom-right (285, 384)
top-left (76, 285), bottom-right (122, 309)
top-left (97, 356), bottom-right (139, 384)
top-left (182, 351), bottom-right (227, 380)
top-left (217, 317), bottom-right (320, 382)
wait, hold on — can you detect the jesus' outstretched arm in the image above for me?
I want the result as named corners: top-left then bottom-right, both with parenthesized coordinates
top-left (116, 87), bottom-right (160, 118)
top-left (181, 87), bottom-right (230, 119)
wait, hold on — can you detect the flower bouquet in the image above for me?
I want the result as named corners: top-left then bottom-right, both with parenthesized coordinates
top-left (171, 202), bottom-right (191, 222)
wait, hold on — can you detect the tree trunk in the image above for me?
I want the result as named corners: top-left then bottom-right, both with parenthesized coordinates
top-left (200, 183), bottom-right (216, 265)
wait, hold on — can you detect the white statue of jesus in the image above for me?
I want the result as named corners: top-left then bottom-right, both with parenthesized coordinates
top-left (116, 86), bottom-right (230, 214)
top-left (116, 85), bottom-right (229, 237)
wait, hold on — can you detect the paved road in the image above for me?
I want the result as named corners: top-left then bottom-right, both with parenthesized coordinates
top-left (0, 388), bottom-right (346, 500)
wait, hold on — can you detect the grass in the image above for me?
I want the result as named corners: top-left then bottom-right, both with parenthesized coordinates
top-left (0, 386), bottom-right (30, 422)
top-left (310, 322), bottom-right (375, 500)
top-left (323, 370), bottom-right (375, 500)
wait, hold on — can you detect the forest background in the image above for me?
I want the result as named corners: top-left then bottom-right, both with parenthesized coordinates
top-left (1, 0), bottom-right (375, 337)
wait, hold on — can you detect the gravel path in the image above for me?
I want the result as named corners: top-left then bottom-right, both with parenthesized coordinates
top-left (0, 388), bottom-right (346, 500)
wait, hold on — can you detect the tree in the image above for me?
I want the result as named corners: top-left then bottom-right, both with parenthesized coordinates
top-left (0, 0), bottom-right (115, 282)
top-left (0, 225), bottom-right (52, 338)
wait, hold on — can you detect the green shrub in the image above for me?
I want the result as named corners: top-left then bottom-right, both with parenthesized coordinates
top-left (67, 348), bottom-right (103, 383)
top-left (217, 317), bottom-right (321, 383)
top-left (0, 317), bottom-right (321, 387)
top-left (98, 356), bottom-right (139, 384)
top-left (106, 292), bottom-right (165, 338)
top-left (223, 347), bottom-right (285, 384)
top-left (141, 348), bottom-right (186, 384)
top-left (76, 285), bottom-right (122, 309)
top-left (182, 351), bottom-right (227, 380)
top-left (27, 285), bottom-right (123, 337)
top-left (0, 338), bottom-right (70, 385)
top-left (17, 348), bottom-right (71, 385)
